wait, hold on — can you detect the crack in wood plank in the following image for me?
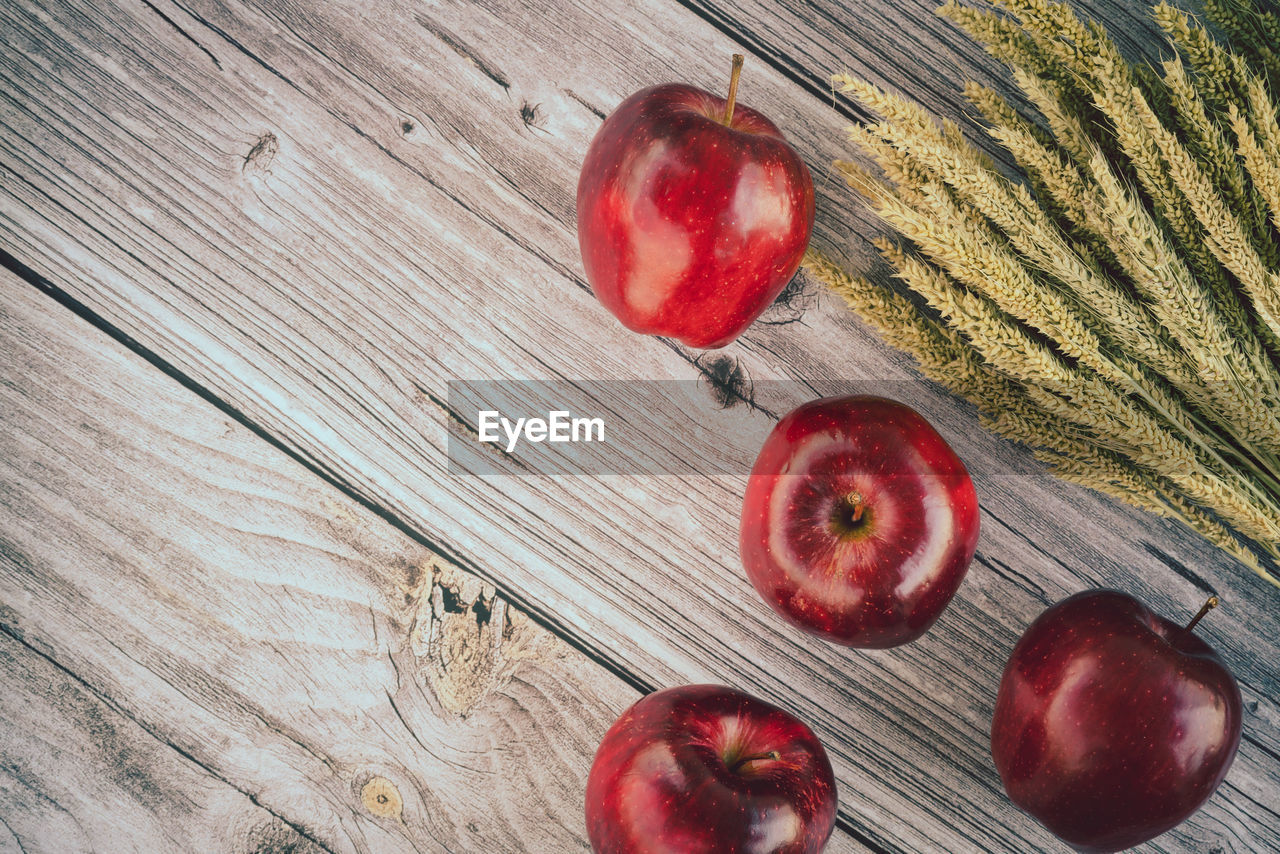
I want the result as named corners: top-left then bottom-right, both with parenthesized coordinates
top-left (139, 0), bottom-right (222, 70)
top-left (415, 15), bottom-right (511, 93)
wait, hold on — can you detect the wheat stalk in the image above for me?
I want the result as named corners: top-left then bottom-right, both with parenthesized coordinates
top-left (818, 0), bottom-right (1280, 587)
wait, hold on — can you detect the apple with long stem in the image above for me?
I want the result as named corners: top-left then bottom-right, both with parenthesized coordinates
top-left (739, 395), bottom-right (980, 648)
top-left (991, 590), bottom-right (1243, 853)
top-left (585, 684), bottom-right (837, 853)
top-left (577, 55), bottom-right (814, 349)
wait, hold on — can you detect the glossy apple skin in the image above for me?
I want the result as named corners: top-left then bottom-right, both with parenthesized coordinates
top-left (992, 590), bottom-right (1243, 853)
top-left (739, 395), bottom-right (979, 648)
top-left (585, 684), bottom-right (837, 854)
top-left (577, 83), bottom-right (814, 349)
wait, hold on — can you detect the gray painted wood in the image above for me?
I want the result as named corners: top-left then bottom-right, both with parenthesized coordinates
top-left (0, 273), bottom-right (696, 854)
top-left (0, 0), bottom-right (1275, 852)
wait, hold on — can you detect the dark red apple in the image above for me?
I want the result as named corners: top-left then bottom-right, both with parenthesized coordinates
top-left (991, 590), bottom-right (1242, 853)
top-left (739, 395), bottom-right (979, 648)
top-left (576, 56), bottom-right (814, 349)
top-left (585, 684), bottom-right (837, 854)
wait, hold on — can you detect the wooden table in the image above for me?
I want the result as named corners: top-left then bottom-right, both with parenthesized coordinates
top-left (1, 0), bottom-right (1277, 851)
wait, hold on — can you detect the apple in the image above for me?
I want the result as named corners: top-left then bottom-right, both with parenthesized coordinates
top-left (991, 590), bottom-right (1243, 853)
top-left (576, 55), bottom-right (814, 349)
top-left (739, 395), bottom-right (979, 648)
top-left (585, 684), bottom-right (837, 854)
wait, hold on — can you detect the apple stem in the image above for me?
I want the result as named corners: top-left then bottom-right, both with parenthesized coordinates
top-left (730, 750), bottom-right (780, 773)
top-left (1185, 595), bottom-right (1220, 632)
top-left (846, 492), bottom-right (864, 523)
top-left (723, 54), bottom-right (745, 126)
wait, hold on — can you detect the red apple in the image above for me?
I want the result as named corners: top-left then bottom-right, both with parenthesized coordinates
top-left (991, 590), bottom-right (1242, 853)
top-left (585, 684), bottom-right (837, 854)
top-left (739, 395), bottom-right (979, 648)
top-left (576, 56), bottom-right (814, 349)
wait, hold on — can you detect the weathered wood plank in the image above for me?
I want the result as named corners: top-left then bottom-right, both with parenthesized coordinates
top-left (0, 628), bottom-right (329, 854)
top-left (0, 272), bottom-right (664, 853)
top-left (1, 0), bottom-right (1276, 851)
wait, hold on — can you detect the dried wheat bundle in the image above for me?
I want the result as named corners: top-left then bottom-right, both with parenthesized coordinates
top-left (809, 0), bottom-right (1280, 585)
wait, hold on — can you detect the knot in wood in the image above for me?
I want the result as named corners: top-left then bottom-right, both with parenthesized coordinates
top-left (360, 776), bottom-right (403, 820)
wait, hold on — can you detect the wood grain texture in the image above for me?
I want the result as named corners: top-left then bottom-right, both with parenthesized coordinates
top-left (0, 628), bottom-right (325, 854)
top-left (0, 272), bottom-right (662, 854)
top-left (0, 0), bottom-right (1276, 851)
